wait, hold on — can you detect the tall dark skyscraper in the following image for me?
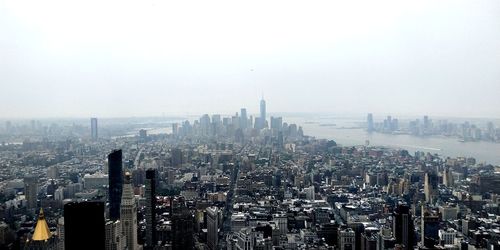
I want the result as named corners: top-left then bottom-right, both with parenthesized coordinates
top-left (393, 204), bottom-right (415, 250)
top-left (145, 169), bottom-right (157, 248)
top-left (172, 198), bottom-right (194, 249)
top-left (367, 113), bottom-right (374, 132)
top-left (421, 206), bottom-right (440, 247)
top-left (171, 213), bottom-right (194, 249)
top-left (108, 149), bottom-right (123, 221)
top-left (91, 117), bottom-right (98, 140)
top-left (64, 201), bottom-right (105, 250)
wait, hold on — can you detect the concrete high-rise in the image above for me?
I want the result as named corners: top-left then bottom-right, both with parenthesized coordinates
top-left (423, 115), bottom-right (429, 130)
top-left (338, 227), bottom-right (355, 250)
top-left (108, 150), bottom-right (123, 221)
top-left (105, 220), bottom-right (123, 250)
top-left (171, 148), bottom-right (183, 167)
top-left (145, 169), bottom-right (156, 248)
top-left (139, 129), bottom-right (147, 142)
top-left (270, 116), bottom-right (283, 131)
top-left (200, 114), bottom-right (211, 136)
top-left (240, 108), bottom-right (247, 129)
top-left (56, 217), bottom-right (64, 250)
top-left (120, 172), bottom-right (138, 250)
top-left (424, 172), bottom-right (438, 203)
top-left (207, 206), bottom-right (219, 250)
top-left (91, 117), bottom-right (98, 140)
top-left (443, 167), bottom-right (454, 187)
top-left (172, 123), bottom-right (179, 136)
top-left (24, 176), bottom-right (38, 210)
top-left (47, 166), bottom-right (59, 180)
top-left (64, 201), bottom-right (105, 250)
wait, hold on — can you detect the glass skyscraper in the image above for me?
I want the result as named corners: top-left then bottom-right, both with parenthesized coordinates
top-left (108, 149), bottom-right (123, 221)
top-left (64, 201), bottom-right (105, 250)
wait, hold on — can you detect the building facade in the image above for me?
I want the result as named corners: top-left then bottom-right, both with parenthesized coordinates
top-left (120, 173), bottom-right (138, 250)
top-left (108, 150), bottom-right (123, 221)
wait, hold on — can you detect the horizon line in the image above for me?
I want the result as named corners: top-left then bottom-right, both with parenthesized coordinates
top-left (0, 111), bottom-right (500, 121)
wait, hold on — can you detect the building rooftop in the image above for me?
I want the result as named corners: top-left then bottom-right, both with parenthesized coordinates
top-left (32, 208), bottom-right (52, 241)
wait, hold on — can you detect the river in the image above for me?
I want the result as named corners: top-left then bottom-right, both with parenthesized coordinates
top-left (285, 115), bottom-right (500, 165)
top-left (123, 115), bottom-right (500, 165)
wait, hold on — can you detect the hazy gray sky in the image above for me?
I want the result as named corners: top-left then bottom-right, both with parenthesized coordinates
top-left (1, 0), bottom-right (499, 118)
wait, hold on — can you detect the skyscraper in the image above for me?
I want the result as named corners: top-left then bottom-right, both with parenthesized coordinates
top-left (207, 206), bottom-right (219, 250)
top-left (443, 167), bottom-right (454, 187)
top-left (56, 217), bottom-right (64, 250)
top-left (240, 108), bottom-right (247, 129)
top-left (139, 129), bottom-right (147, 142)
top-left (172, 123), bottom-right (179, 136)
top-left (259, 98), bottom-right (266, 129)
top-left (108, 149), bottom-right (123, 221)
top-left (393, 204), bottom-right (415, 250)
top-left (120, 172), bottom-right (138, 250)
top-left (421, 206), bottom-right (440, 247)
top-left (105, 220), bottom-right (124, 250)
top-left (367, 113), bottom-right (374, 132)
top-left (64, 201), bottom-right (105, 250)
top-left (423, 115), bottom-right (429, 130)
top-left (47, 166), bottom-right (59, 180)
top-left (172, 198), bottom-right (194, 249)
top-left (171, 148), bottom-right (183, 167)
top-left (24, 176), bottom-right (38, 210)
top-left (200, 114), bottom-right (211, 136)
top-left (424, 172), bottom-right (438, 203)
top-left (145, 169), bottom-right (156, 248)
top-left (270, 116), bottom-right (283, 131)
top-left (338, 227), bottom-right (355, 250)
top-left (91, 117), bottom-right (98, 140)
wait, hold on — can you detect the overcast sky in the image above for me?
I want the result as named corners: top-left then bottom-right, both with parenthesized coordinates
top-left (1, 0), bottom-right (499, 119)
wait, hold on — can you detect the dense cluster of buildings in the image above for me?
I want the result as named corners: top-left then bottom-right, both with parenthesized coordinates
top-left (366, 113), bottom-right (500, 142)
top-left (0, 101), bottom-right (498, 249)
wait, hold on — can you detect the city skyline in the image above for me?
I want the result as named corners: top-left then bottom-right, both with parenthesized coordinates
top-left (1, 1), bottom-right (500, 249)
top-left (0, 98), bottom-right (499, 249)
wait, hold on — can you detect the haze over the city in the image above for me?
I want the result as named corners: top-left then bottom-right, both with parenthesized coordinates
top-left (1, 0), bottom-right (499, 118)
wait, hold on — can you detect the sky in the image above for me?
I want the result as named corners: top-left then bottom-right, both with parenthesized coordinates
top-left (1, 0), bottom-right (499, 119)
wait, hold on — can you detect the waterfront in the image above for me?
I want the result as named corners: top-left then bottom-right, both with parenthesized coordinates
top-left (287, 115), bottom-right (500, 165)
top-left (132, 115), bottom-right (500, 165)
